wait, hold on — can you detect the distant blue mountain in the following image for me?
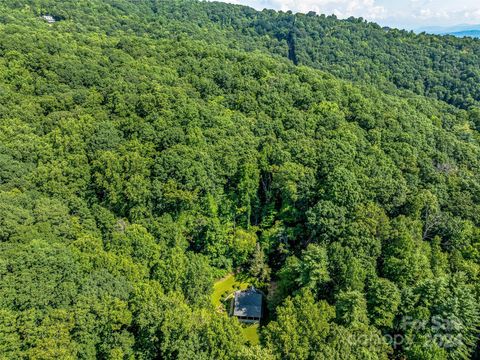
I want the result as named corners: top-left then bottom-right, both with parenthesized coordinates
top-left (416, 24), bottom-right (480, 38)
top-left (448, 30), bottom-right (480, 38)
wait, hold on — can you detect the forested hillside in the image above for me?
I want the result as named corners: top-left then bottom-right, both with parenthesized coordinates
top-left (7, 0), bottom-right (480, 110)
top-left (0, 1), bottom-right (479, 359)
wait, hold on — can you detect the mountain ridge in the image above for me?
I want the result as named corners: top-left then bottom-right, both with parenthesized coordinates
top-left (0, 1), bottom-right (479, 359)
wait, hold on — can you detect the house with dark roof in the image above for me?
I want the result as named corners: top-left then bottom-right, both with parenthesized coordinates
top-left (231, 287), bottom-right (263, 323)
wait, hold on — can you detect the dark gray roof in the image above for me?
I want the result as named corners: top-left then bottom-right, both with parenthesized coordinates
top-left (233, 287), bottom-right (262, 318)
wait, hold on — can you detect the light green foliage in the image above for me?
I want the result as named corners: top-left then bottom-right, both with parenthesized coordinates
top-left (0, 1), bottom-right (479, 359)
top-left (367, 278), bottom-right (401, 329)
top-left (336, 290), bottom-right (369, 327)
top-left (265, 290), bottom-right (390, 360)
top-left (264, 290), bottom-right (334, 360)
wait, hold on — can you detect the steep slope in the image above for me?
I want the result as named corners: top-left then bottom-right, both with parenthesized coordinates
top-left (0, 1), bottom-right (479, 359)
top-left (173, 1), bottom-right (480, 110)
top-left (5, 0), bottom-right (480, 111)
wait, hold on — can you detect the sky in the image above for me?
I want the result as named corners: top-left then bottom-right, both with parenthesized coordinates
top-left (213, 0), bottom-right (480, 30)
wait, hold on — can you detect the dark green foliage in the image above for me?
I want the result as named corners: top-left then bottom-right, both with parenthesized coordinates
top-left (264, 290), bottom-right (390, 359)
top-left (0, 0), bottom-right (479, 359)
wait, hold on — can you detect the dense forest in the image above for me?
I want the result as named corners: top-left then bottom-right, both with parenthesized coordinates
top-left (0, 0), bottom-right (479, 359)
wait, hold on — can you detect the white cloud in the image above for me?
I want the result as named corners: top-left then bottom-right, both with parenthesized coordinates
top-left (416, 8), bottom-right (450, 20)
top-left (218, 0), bottom-right (386, 20)
top-left (461, 8), bottom-right (480, 21)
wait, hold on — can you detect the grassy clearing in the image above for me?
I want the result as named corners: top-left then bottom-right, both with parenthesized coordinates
top-left (211, 273), bottom-right (260, 345)
top-left (242, 323), bottom-right (260, 345)
top-left (211, 273), bottom-right (250, 307)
